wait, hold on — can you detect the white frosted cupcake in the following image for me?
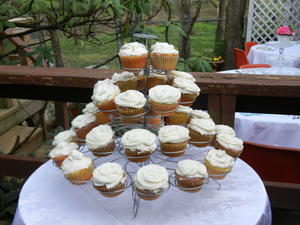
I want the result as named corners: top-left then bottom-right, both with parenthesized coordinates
top-left (118, 42), bottom-right (148, 69)
top-left (175, 159), bottom-right (208, 192)
top-left (121, 129), bottom-right (157, 162)
top-left (146, 71), bottom-right (167, 90)
top-left (134, 164), bottom-right (169, 200)
top-left (158, 125), bottom-right (190, 157)
top-left (71, 114), bottom-right (98, 140)
top-left (149, 85), bottom-right (181, 116)
top-left (170, 70), bottom-right (196, 82)
top-left (204, 148), bottom-right (234, 179)
top-left (215, 134), bottom-right (243, 158)
top-left (215, 125), bottom-right (236, 136)
top-left (83, 102), bottom-right (112, 125)
top-left (93, 162), bottom-right (126, 197)
top-left (61, 150), bottom-right (93, 184)
top-left (49, 142), bottom-right (79, 167)
top-left (112, 71), bottom-right (137, 92)
top-left (92, 79), bottom-right (120, 111)
top-left (86, 125), bottom-right (115, 157)
top-left (82, 102), bottom-right (100, 115)
top-left (172, 77), bottom-right (200, 106)
top-left (165, 105), bottom-right (192, 125)
top-left (114, 90), bottom-right (146, 116)
top-left (191, 109), bottom-right (210, 120)
top-left (52, 129), bottom-right (76, 146)
top-left (150, 42), bottom-right (179, 70)
top-left (187, 118), bottom-right (216, 147)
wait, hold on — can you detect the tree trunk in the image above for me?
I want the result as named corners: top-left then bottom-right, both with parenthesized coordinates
top-left (49, 29), bottom-right (64, 67)
top-left (179, 0), bottom-right (192, 59)
top-left (214, 0), bottom-right (228, 57)
top-left (223, 0), bottom-right (247, 70)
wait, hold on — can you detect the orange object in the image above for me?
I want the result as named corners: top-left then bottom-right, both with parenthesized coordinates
top-left (234, 48), bottom-right (249, 69)
top-left (240, 64), bottom-right (271, 69)
top-left (240, 142), bottom-right (300, 184)
top-left (245, 41), bottom-right (257, 55)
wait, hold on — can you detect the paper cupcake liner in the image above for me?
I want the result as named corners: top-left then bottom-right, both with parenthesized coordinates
top-left (120, 117), bottom-right (143, 125)
top-left (65, 164), bottom-right (93, 185)
top-left (146, 76), bottom-right (166, 90)
top-left (160, 141), bottom-right (187, 157)
top-left (95, 111), bottom-right (112, 125)
top-left (165, 112), bottom-right (189, 125)
top-left (97, 99), bottom-right (117, 113)
top-left (135, 187), bottom-right (162, 201)
top-left (75, 122), bottom-right (98, 140)
top-left (52, 155), bottom-right (68, 167)
top-left (211, 135), bottom-right (217, 147)
top-left (116, 105), bottom-right (145, 116)
top-left (125, 149), bottom-right (152, 162)
top-left (90, 140), bottom-right (115, 157)
top-left (116, 79), bottom-right (138, 92)
top-left (175, 172), bottom-right (205, 193)
top-left (120, 54), bottom-right (148, 69)
top-left (94, 182), bottom-right (125, 198)
top-left (189, 128), bottom-right (214, 147)
top-left (204, 159), bottom-right (232, 180)
top-left (150, 100), bottom-right (179, 116)
top-left (150, 53), bottom-right (179, 71)
top-left (137, 75), bottom-right (146, 90)
top-left (214, 141), bottom-right (243, 158)
top-left (179, 93), bottom-right (198, 106)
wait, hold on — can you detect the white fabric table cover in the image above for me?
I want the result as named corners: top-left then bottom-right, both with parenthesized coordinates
top-left (219, 67), bottom-right (300, 75)
top-left (13, 147), bottom-right (271, 225)
top-left (247, 42), bottom-right (300, 68)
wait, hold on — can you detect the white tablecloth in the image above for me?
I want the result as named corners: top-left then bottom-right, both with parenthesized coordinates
top-left (220, 67), bottom-right (300, 75)
top-left (13, 147), bottom-right (271, 225)
top-left (248, 42), bottom-right (300, 68)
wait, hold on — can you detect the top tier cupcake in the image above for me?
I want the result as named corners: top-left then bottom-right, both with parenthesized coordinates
top-left (150, 42), bottom-right (179, 70)
top-left (118, 42), bottom-right (148, 69)
top-left (112, 71), bottom-right (137, 92)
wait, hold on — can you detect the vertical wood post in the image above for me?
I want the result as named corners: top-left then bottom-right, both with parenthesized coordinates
top-left (207, 94), bottom-right (222, 124)
top-left (221, 95), bottom-right (236, 127)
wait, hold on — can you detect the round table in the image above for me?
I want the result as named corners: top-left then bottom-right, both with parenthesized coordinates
top-left (13, 146), bottom-right (271, 225)
top-left (248, 42), bottom-right (300, 68)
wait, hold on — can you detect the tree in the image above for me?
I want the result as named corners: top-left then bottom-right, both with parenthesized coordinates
top-left (214, 0), bottom-right (228, 57)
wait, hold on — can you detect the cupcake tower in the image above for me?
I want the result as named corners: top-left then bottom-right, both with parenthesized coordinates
top-left (48, 41), bottom-right (244, 216)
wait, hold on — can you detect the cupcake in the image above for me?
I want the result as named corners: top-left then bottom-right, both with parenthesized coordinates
top-left (93, 162), bottom-right (126, 197)
top-left (82, 102), bottom-right (100, 115)
top-left (150, 42), bottom-right (179, 70)
top-left (215, 134), bottom-right (243, 158)
top-left (212, 124), bottom-right (236, 146)
top-left (165, 105), bottom-right (192, 125)
top-left (137, 70), bottom-right (146, 90)
top-left (92, 79), bottom-right (120, 112)
top-left (120, 116), bottom-right (143, 126)
top-left (145, 111), bottom-right (162, 128)
top-left (112, 71), bottom-right (137, 92)
top-left (114, 90), bottom-right (146, 116)
top-left (169, 71), bottom-right (196, 82)
top-left (61, 150), bottom-right (93, 184)
top-left (149, 85), bottom-right (181, 116)
top-left (85, 125), bottom-right (115, 157)
top-left (121, 129), bottom-right (157, 162)
top-left (158, 125), bottom-right (190, 157)
top-left (187, 118), bottom-right (216, 147)
top-left (172, 77), bottom-right (200, 106)
top-left (82, 102), bottom-right (112, 125)
top-left (204, 148), bottom-right (234, 179)
top-left (118, 42), bottom-right (148, 69)
top-left (49, 142), bottom-right (79, 167)
top-left (190, 109), bottom-right (211, 120)
top-left (146, 71), bottom-right (167, 90)
top-left (71, 114), bottom-right (98, 140)
top-left (175, 159), bottom-right (208, 192)
top-left (134, 164), bottom-right (169, 200)
top-left (52, 129), bottom-right (77, 146)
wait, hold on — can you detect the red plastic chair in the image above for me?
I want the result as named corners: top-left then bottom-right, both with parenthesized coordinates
top-left (240, 64), bottom-right (271, 69)
top-left (245, 41), bottom-right (257, 55)
top-left (234, 48), bottom-right (249, 69)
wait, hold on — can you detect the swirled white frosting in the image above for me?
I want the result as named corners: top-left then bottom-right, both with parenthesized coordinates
top-left (121, 129), bottom-right (157, 152)
top-left (158, 125), bottom-right (190, 143)
top-left (215, 125), bottom-right (236, 136)
top-left (92, 162), bottom-right (126, 188)
top-left (114, 90), bottom-right (146, 108)
top-left (188, 118), bottom-right (216, 135)
top-left (148, 71), bottom-right (167, 78)
top-left (205, 148), bottom-right (234, 168)
top-left (52, 129), bottom-right (76, 146)
top-left (177, 105), bottom-right (192, 114)
top-left (49, 142), bottom-right (79, 158)
top-left (82, 102), bottom-right (100, 114)
top-left (176, 159), bottom-right (208, 178)
top-left (172, 78), bottom-right (200, 94)
top-left (118, 42), bottom-right (148, 56)
top-left (92, 79), bottom-right (120, 104)
top-left (71, 114), bottom-right (96, 129)
top-left (170, 71), bottom-right (196, 82)
top-left (191, 109), bottom-right (210, 119)
top-left (112, 71), bottom-right (136, 82)
top-left (61, 150), bottom-right (92, 174)
top-left (151, 42), bottom-right (179, 54)
top-left (216, 134), bottom-right (243, 151)
top-left (135, 164), bottom-right (169, 191)
top-left (85, 125), bottom-right (114, 149)
top-left (149, 85), bottom-right (181, 104)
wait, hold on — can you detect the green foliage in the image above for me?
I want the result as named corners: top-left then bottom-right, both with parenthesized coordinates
top-left (177, 57), bottom-right (213, 72)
